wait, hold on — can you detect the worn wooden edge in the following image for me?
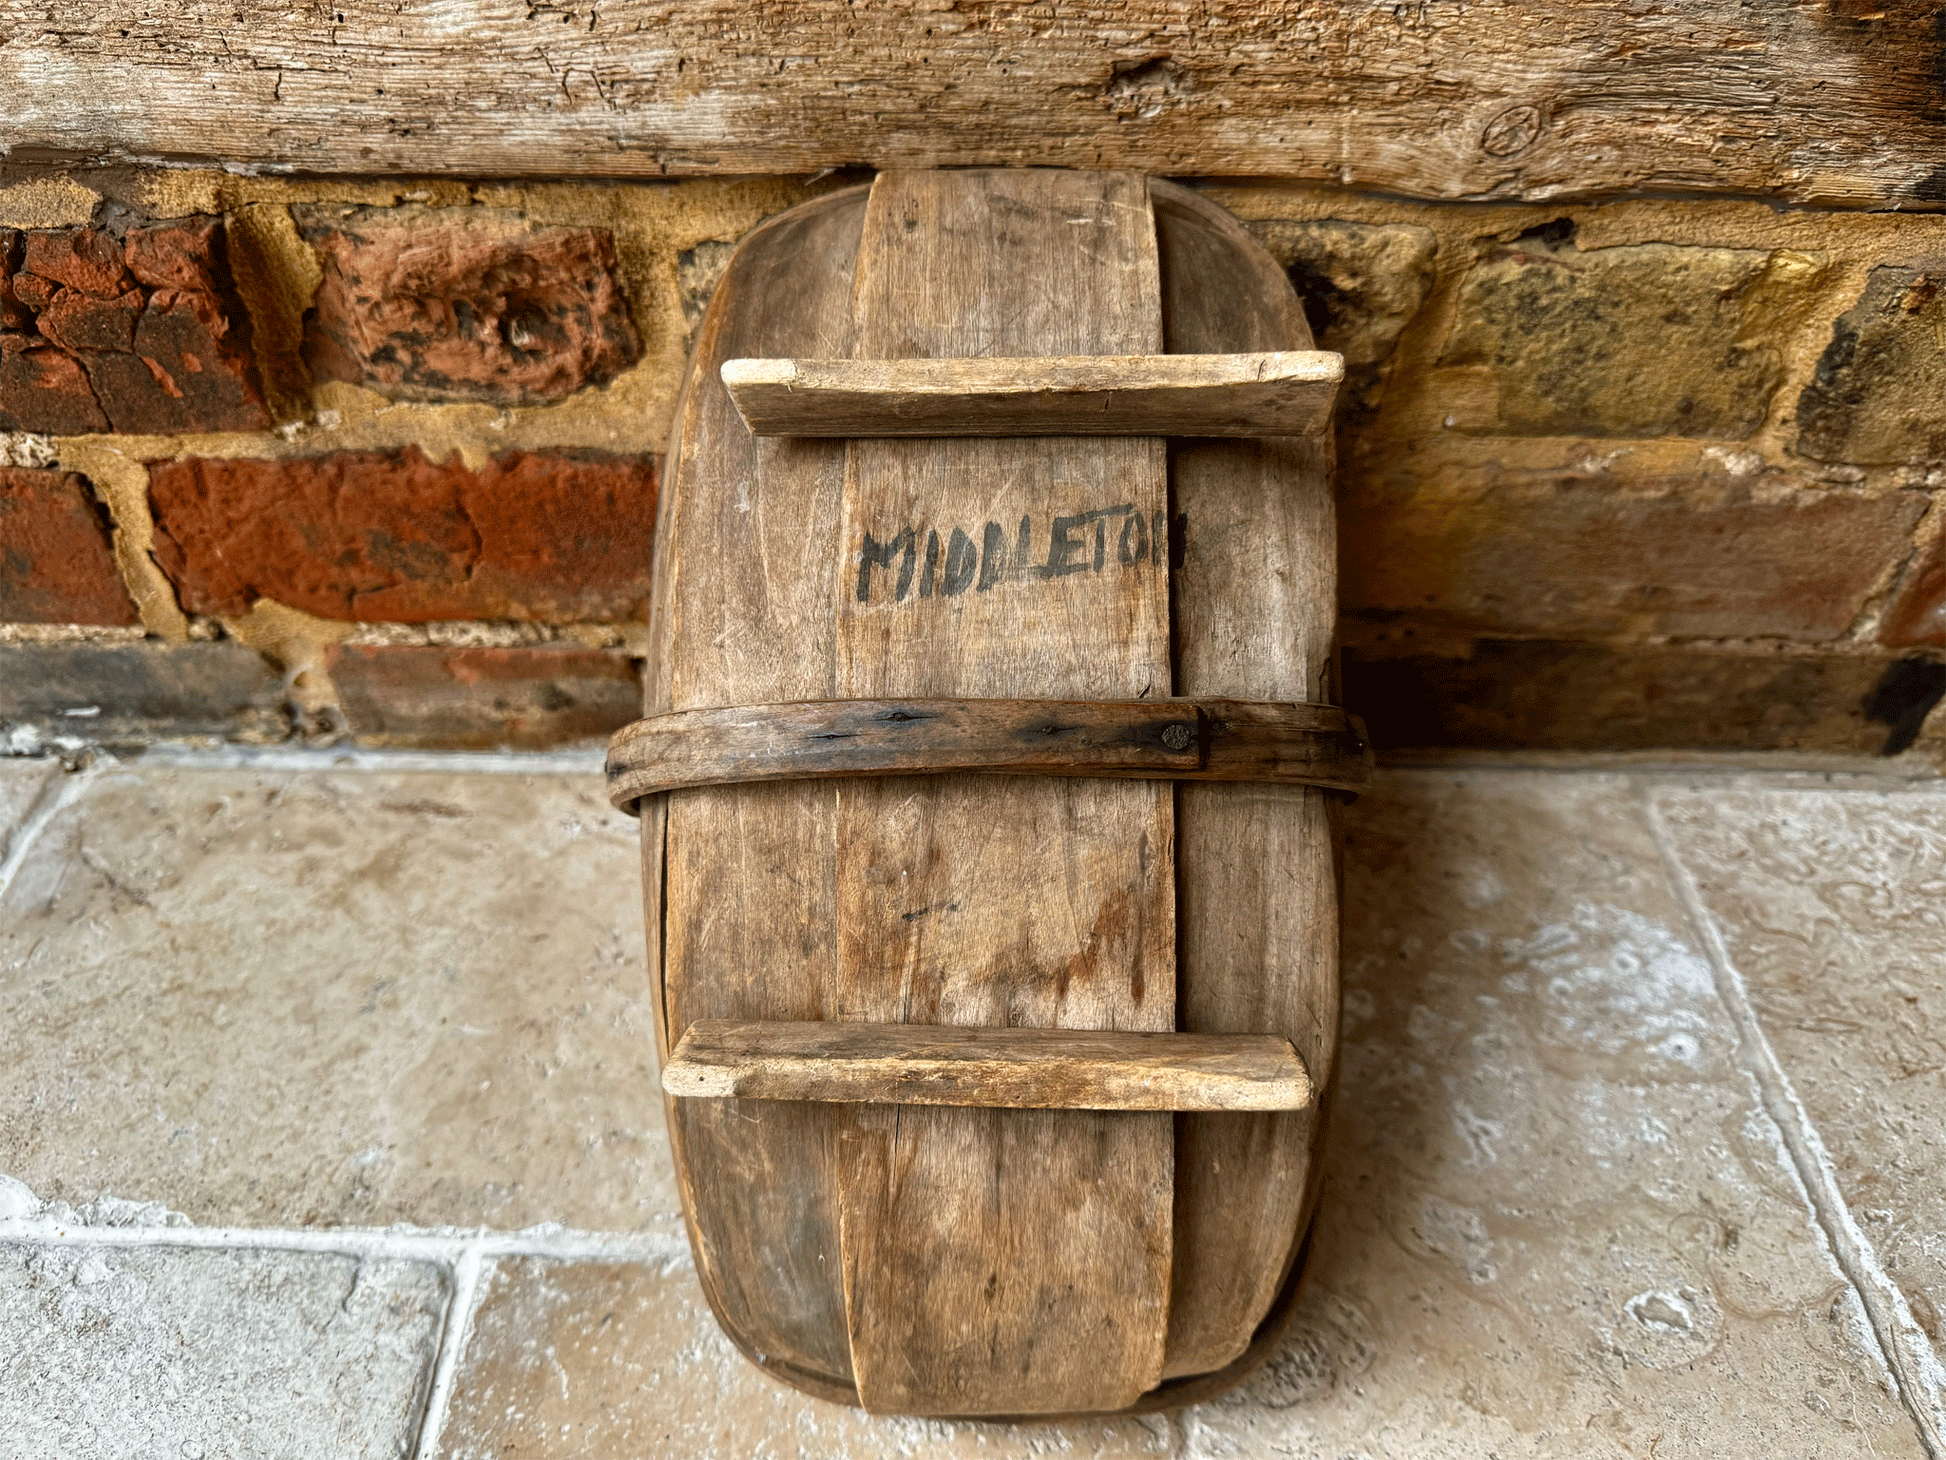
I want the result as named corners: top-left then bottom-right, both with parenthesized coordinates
top-left (663, 1019), bottom-right (1314, 1113)
top-left (697, 1201), bottom-right (1327, 1420)
top-left (606, 697), bottom-right (1372, 809)
top-left (720, 352), bottom-right (1343, 437)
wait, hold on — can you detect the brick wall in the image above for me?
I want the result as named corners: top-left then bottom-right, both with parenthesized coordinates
top-left (0, 168), bottom-right (1941, 760)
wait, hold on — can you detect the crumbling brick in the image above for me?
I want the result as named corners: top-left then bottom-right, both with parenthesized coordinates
top-left (148, 448), bottom-right (658, 623)
top-left (0, 218), bottom-right (270, 436)
top-left (1436, 226), bottom-right (1823, 439)
top-left (1795, 261), bottom-right (1946, 465)
top-left (300, 206), bottom-right (641, 405)
top-left (1249, 218), bottom-right (1437, 405)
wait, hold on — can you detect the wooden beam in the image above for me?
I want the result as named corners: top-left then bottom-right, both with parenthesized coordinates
top-left (720, 353), bottom-right (1342, 438)
top-left (4, 4), bottom-right (1942, 207)
top-left (664, 1020), bottom-right (1314, 1113)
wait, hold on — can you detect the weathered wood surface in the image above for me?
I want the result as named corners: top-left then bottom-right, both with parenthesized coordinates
top-left (663, 1021), bottom-right (1314, 1113)
top-left (9, 3), bottom-right (1945, 207)
top-left (832, 169), bottom-right (1177, 1417)
top-left (607, 697), bottom-right (1371, 805)
top-left (644, 170), bottom-right (1345, 1415)
top-left (1151, 181), bottom-right (1342, 1381)
top-left (651, 185), bottom-right (865, 1391)
top-left (721, 353), bottom-right (1342, 438)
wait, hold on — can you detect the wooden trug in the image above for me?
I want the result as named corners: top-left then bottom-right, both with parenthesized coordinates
top-left (632, 168), bottom-right (1342, 1417)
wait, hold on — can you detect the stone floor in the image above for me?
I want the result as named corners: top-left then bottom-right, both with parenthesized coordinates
top-left (2, 748), bottom-right (1943, 1459)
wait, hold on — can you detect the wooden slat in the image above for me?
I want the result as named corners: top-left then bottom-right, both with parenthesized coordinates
top-left (720, 353), bottom-right (1342, 438)
top-left (11, 4), bottom-right (1946, 207)
top-left (1152, 181), bottom-right (1342, 1381)
top-left (652, 186), bottom-right (867, 1388)
top-left (606, 697), bottom-right (1370, 806)
top-left (664, 1021), bottom-right (1313, 1113)
top-left (831, 169), bottom-right (1176, 1418)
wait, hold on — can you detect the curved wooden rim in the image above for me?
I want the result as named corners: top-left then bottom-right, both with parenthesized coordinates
top-left (697, 1210), bottom-right (1325, 1419)
top-left (607, 696), bottom-right (1372, 811)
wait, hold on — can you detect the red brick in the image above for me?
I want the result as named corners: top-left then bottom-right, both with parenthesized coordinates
top-left (36, 287), bottom-right (142, 354)
top-left (0, 468), bottom-right (139, 625)
top-left (125, 217), bottom-right (226, 293)
top-left (0, 337), bottom-right (110, 434)
top-left (0, 219), bottom-right (268, 436)
top-left (1880, 535), bottom-right (1946, 648)
top-left (149, 448), bottom-right (657, 623)
top-left (1342, 473), bottom-right (1925, 642)
top-left (300, 207), bottom-right (641, 405)
top-left (21, 228), bottom-right (130, 298)
top-left (325, 644), bottom-right (640, 748)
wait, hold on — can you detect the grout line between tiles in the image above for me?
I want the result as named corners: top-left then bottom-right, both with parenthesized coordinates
top-left (0, 1212), bottom-right (690, 1265)
top-left (411, 1243), bottom-right (486, 1460)
top-left (1642, 787), bottom-right (1946, 1459)
top-left (129, 743), bottom-right (609, 776)
top-left (0, 759), bottom-right (101, 902)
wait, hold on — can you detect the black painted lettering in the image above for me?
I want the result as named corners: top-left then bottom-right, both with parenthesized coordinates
top-left (1042, 514), bottom-right (1088, 577)
top-left (1118, 509), bottom-right (1149, 565)
top-left (857, 527), bottom-right (918, 603)
top-left (942, 526), bottom-right (979, 595)
top-left (977, 521), bottom-right (1007, 591)
top-left (920, 528), bottom-right (940, 598)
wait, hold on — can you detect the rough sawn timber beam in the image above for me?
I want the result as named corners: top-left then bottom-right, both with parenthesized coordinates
top-left (3, 2), bottom-right (1943, 208)
top-left (721, 352), bottom-right (1343, 437)
top-left (663, 1019), bottom-right (1316, 1113)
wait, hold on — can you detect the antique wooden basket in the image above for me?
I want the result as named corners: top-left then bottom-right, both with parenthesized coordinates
top-left (606, 168), bottom-right (1366, 1418)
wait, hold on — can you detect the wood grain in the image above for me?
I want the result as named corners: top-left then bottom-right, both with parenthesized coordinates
top-left (721, 353), bottom-right (1342, 438)
top-left (831, 169), bottom-right (1176, 1417)
top-left (664, 1020), bottom-right (1313, 1113)
top-left (607, 697), bottom-right (1370, 805)
top-left (10, 3), bottom-right (1945, 207)
top-left (1152, 180), bottom-right (1342, 1381)
top-left (650, 186), bottom-right (866, 1387)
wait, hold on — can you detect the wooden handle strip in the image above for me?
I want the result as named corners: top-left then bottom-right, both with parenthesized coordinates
top-left (664, 1019), bottom-right (1314, 1112)
top-left (606, 697), bottom-right (1372, 811)
top-left (720, 351), bottom-right (1343, 438)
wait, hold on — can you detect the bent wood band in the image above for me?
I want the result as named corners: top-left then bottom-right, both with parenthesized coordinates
top-left (607, 696), bottom-right (1371, 804)
top-left (613, 168), bottom-right (1351, 1417)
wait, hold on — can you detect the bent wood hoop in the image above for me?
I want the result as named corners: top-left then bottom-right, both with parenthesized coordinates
top-left (632, 169), bottom-right (1344, 1418)
top-left (606, 696), bottom-right (1372, 807)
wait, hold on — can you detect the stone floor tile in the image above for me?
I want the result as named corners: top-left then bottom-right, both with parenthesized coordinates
top-left (1653, 783), bottom-right (1946, 1355)
top-left (435, 1254), bottom-right (1176, 1460)
top-left (0, 1240), bottom-right (445, 1460)
top-left (0, 764), bottom-right (675, 1233)
top-left (0, 756), bottom-right (58, 851)
top-left (1179, 772), bottom-right (1919, 1458)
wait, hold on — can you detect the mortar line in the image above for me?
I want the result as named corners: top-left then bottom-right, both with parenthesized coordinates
top-left (1642, 788), bottom-right (1946, 1457)
top-left (410, 1242), bottom-right (485, 1460)
top-left (0, 760), bottom-right (101, 902)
